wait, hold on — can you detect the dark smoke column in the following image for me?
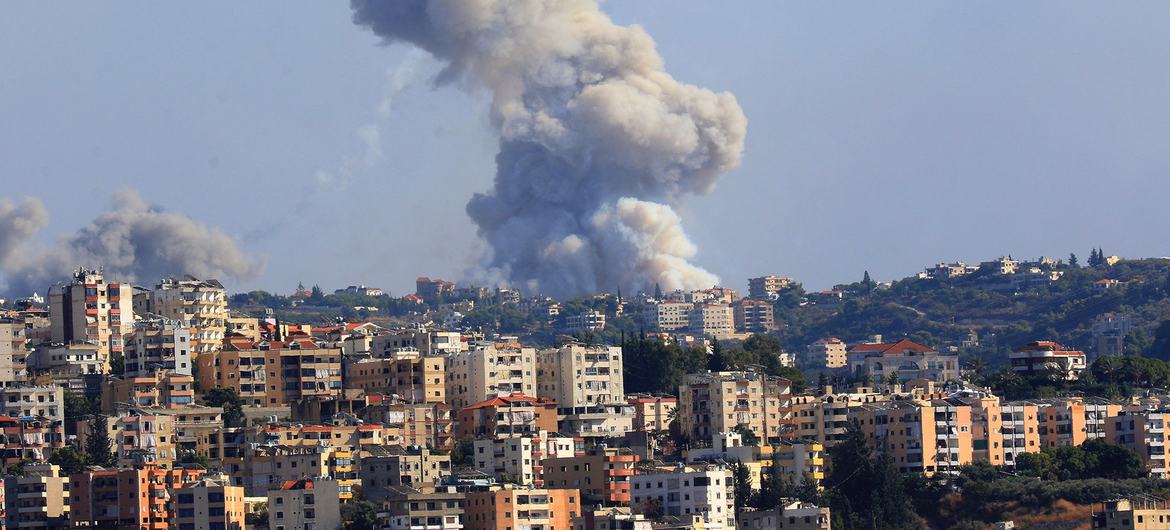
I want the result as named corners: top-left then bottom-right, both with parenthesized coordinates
top-left (352, 0), bottom-right (747, 298)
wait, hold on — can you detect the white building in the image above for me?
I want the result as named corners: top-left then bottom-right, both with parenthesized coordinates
top-left (472, 431), bottom-right (579, 486)
top-left (688, 304), bottom-right (735, 340)
top-left (643, 302), bottom-right (693, 332)
top-left (444, 343), bottom-right (536, 410)
top-left (632, 465), bottom-right (735, 529)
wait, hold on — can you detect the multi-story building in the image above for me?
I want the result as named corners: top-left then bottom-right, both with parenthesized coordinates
top-left (268, 479), bottom-right (342, 530)
top-left (631, 465), bottom-right (735, 529)
top-left (846, 338), bottom-right (959, 383)
top-left (996, 401), bottom-right (1042, 467)
top-left (225, 445), bottom-right (356, 498)
top-left (101, 371), bottom-right (196, 413)
top-left (643, 302), bottom-right (693, 332)
top-left (0, 385), bottom-right (62, 424)
top-left (148, 277), bottom-right (228, 354)
top-left (359, 446), bottom-right (451, 502)
top-left (628, 395), bottom-right (677, 432)
top-left (1036, 398), bottom-right (1123, 448)
top-left (791, 387), bottom-right (895, 446)
top-left (171, 474), bottom-right (247, 530)
top-left (809, 338), bottom-right (847, 369)
top-left (678, 371), bottom-right (792, 444)
top-left (732, 299), bottom-right (774, 333)
top-left (853, 399), bottom-right (974, 476)
top-left (3, 463), bottom-right (69, 529)
top-left (565, 311), bottom-right (607, 333)
top-left (380, 487), bottom-right (466, 530)
top-left (1091, 498), bottom-right (1170, 530)
top-left (739, 502), bottom-right (831, 530)
top-left (457, 393), bottom-right (560, 439)
top-left (68, 466), bottom-right (204, 530)
top-left (1009, 341), bottom-right (1087, 380)
top-left (537, 345), bottom-right (624, 408)
top-left (415, 277), bottom-right (455, 301)
top-left (48, 268), bottom-right (134, 367)
top-left (343, 350), bottom-right (446, 403)
top-left (196, 339), bottom-right (342, 407)
top-left (106, 413), bottom-right (177, 469)
top-left (0, 322), bottom-right (28, 387)
top-left (25, 342), bottom-right (103, 393)
top-left (688, 304), bottom-right (735, 340)
top-left (445, 344), bottom-right (536, 411)
top-left (0, 416), bottom-right (64, 465)
top-left (463, 487), bottom-right (581, 530)
top-left (472, 432), bottom-right (581, 487)
top-left (1106, 410), bottom-right (1170, 477)
top-left (125, 318), bottom-right (193, 377)
top-left (542, 447), bottom-right (639, 506)
top-left (747, 276), bottom-right (793, 300)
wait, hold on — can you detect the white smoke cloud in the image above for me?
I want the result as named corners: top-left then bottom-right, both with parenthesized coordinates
top-left (352, 0), bottom-right (747, 297)
top-left (314, 50), bottom-right (425, 188)
top-left (0, 190), bottom-right (262, 295)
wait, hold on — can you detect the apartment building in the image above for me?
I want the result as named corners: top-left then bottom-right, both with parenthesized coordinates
top-left (0, 385), bottom-right (62, 423)
top-left (739, 502), bottom-right (831, 530)
top-left (472, 432), bottom-right (581, 487)
top-left (196, 339), bottom-right (342, 407)
top-left (628, 395), bottom-right (677, 432)
top-left (360, 400), bottom-right (455, 451)
top-left (68, 466), bottom-right (204, 529)
top-left (565, 311), bottom-right (607, 333)
top-left (732, 299), bottom-right (775, 333)
top-left (1036, 398), bottom-right (1123, 448)
top-left (1091, 498), bottom-right (1170, 530)
top-left (631, 465), bottom-right (735, 529)
top-left (997, 401), bottom-right (1042, 467)
top-left (359, 446), bottom-right (451, 502)
top-left (678, 371), bottom-right (792, 444)
top-left (853, 399), bottom-right (974, 476)
top-left (790, 388), bottom-right (893, 447)
top-left (463, 487), bottom-right (581, 530)
top-left (809, 338), bottom-right (847, 369)
top-left (1009, 341), bottom-right (1087, 380)
top-left (688, 304), bottom-right (735, 340)
top-left (1106, 410), bottom-right (1170, 477)
top-left (343, 349), bottom-right (446, 403)
top-left (125, 318), bottom-right (193, 377)
top-left (225, 445), bottom-right (356, 498)
top-left (846, 338), bottom-right (960, 383)
top-left (0, 322), bottom-right (28, 387)
top-left (48, 268), bottom-right (134, 366)
top-left (26, 342), bottom-right (103, 393)
top-left (149, 277), bottom-right (228, 354)
top-left (542, 447), bottom-right (639, 506)
top-left (107, 413), bottom-right (177, 469)
top-left (643, 302), bottom-right (693, 332)
top-left (171, 475), bottom-right (246, 530)
top-left (101, 371), bottom-right (196, 412)
top-left (0, 416), bottom-right (64, 466)
top-left (748, 276), bottom-right (793, 300)
top-left (380, 487), bottom-right (466, 530)
top-left (456, 393), bottom-right (559, 439)
top-left (445, 344), bottom-right (536, 411)
top-left (268, 479), bottom-right (342, 530)
top-left (2, 463), bottom-right (69, 529)
top-left (537, 345), bottom-right (624, 408)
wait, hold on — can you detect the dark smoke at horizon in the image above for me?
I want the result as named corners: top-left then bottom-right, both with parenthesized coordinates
top-left (352, 0), bottom-right (747, 298)
top-left (0, 189), bottom-right (262, 296)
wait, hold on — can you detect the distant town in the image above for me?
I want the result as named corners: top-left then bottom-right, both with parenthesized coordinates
top-left (0, 250), bottom-right (1166, 529)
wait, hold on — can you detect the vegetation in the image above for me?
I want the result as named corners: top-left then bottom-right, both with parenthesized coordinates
top-left (341, 497), bottom-right (380, 530)
top-left (824, 422), bottom-right (922, 529)
top-left (84, 415), bottom-right (114, 468)
top-left (621, 333), bottom-right (709, 396)
top-left (48, 447), bottom-right (90, 475)
top-left (203, 388), bottom-right (245, 428)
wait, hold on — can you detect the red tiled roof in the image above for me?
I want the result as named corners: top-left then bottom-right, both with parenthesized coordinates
top-left (463, 393), bottom-right (556, 410)
top-left (847, 338), bottom-right (935, 355)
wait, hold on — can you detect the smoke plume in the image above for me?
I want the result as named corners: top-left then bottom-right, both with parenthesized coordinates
top-left (352, 0), bottom-right (746, 297)
top-left (0, 190), bottom-right (262, 295)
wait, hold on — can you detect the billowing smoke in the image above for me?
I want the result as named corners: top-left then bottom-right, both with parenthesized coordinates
top-left (352, 0), bottom-right (746, 297)
top-left (0, 190), bottom-right (262, 295)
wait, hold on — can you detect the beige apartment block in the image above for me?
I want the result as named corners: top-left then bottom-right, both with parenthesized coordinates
top-left (268, 479), bottom-right (342, 530)
top-left (809, 338), bottom-right (847, 369)
top-left (537, 344), bottom-right (624, 408)
top-left (172, 474), bottom-right (247, 530)
top-left (748, 276), bottom-right (794, 299)
top-left (0, 322), bottom-right (28, 387)
top-left (643, 302), bottom-right (693, 332)
top-left (463, 486), bottom-right (581, 530)
top-left (679, 371), bottom-right (792, 444)
top-left (732, 299), bottom-right (775, 333)
top-left (148, 277), bottom-right (228, 354)
top-left (688, 304), bottom-right (735, 340)
top-left (343, 349), bottom-right (446, 403)
top-left (3, 463), bottom-right (69, 529)
top-left (49, 268), bottom-right (134, 367)
top-left (472, 432), bottom-right (581, 487)
top-left (444, 343), bottom-right (536, 411)
top-left (196, 339), bottom-right (342, 407)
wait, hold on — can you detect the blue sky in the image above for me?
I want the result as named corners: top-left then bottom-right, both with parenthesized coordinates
top-left (3, 2), bottom-right (1169, 296)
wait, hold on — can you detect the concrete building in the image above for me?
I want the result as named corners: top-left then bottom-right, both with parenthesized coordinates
top-left (643, 302), bottom-right (693, 332)
top-left (0, 385), bottom-right (62, 424)
top-left (125, 317), bottom-right (193, 377)
top-left (171, 474), bottom-right (247, 530)
top-left (808, 338), bottom-right (847, 369)
top-left (1009, 341), bottom-right (1087, 380)
top-left (678, 371), bottom-right (793, 444)
top-left (791, 387), bottom-right (895, 446)
top-left (415, 277), bottom-right (455, 301)
top-left (444, 343), bottom-right (536, 411)
top-left (457, 393), bottom-right (559, 439)
top-left (343, 350), bottom-right (446, 403)
top-left (359, 447), bottom-right (451, 503)
top-left (379, 486), bottom-right (466, 530)
top-left (48, 268), bottom-right (134, 368)
top-left (565, 311), bottom-right (607, 333)
top-left (1036, 398), bottom-right (1123, 448)
top-left (463, 487), bottom-right (581, 530)
top-left (543, 447), bottom-right (639, 506)
top-left (739, 502), bottom-right (831, 530)
top-left (853, 399), bottom-right (975, 476)
top-left (748, 276), bottom-right (794, 300)
top-left (472, 432), bottom-right (580, 487)
top-left (196, 339), bottom-right (343, 407)
top-left (732, 299), bottom-right (775, 333)
top-left (585, 507), bottom-right (653, 530)
top-left (149, 277), bottom-right (228, 354)
top-left (3, 463), bottom-right (69, 529)
top-left (101, 371), bottom-right (196, 412)
top-left (25, 342), bottom-right (103, 393)
top-left (628, 395), bottom-right (677, 432)
top-left (537, 345), bottom-right (624, 408)
top-left (224, 444), bottom-right (356, 499)
top-left (0, 323), bottom-right (28, 388)
top-left (68, 466), bottom-right (204, 529)
top-left (268, 479), bottom-right (342, 530)
top-left (631, 465), bottom-right (735, 529)
top-left (1106, 410), bottom-right (1170, 477)
top-left (1091, 498), bottom-right (1170, 530)
top-left (846, 338), bottom-right (959, 383)
top-left (688, 304), bottom-right (735, 341)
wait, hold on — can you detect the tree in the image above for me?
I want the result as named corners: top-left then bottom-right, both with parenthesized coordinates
top-left (730, 460), bottom-right (753, 517)
top-left (887, 371), bottom-right (900, 386)
top-left (654, 283), bottom-right (663, 300)
top-left (203, 388), bottom-right (245, 427)
top-left (109, 352), bottom-right (125, 376)
top-left (862, 270), bottom-right (875, 294)
top-left (341, 498), bottom-right (380, 530)
top-left (1068, 253), bottom-right (1079, 268)
top-left (708, 337), bottom-right (726, 372)
top-left (732, 424), bottom-right (760, 446)
top-left (49, 447), bottom-right (90, 475)
top-left (85, 415), bottom-right (114, 468)
top-left (64, 392), bottom-right (98, 436)
top-left (824, 421), bottom-right (918, 529)
top-left (754, 450), bottom-right (793, 510)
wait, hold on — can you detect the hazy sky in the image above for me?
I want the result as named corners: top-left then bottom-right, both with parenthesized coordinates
top-left (3, 2), bottom-right (1169, 296)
